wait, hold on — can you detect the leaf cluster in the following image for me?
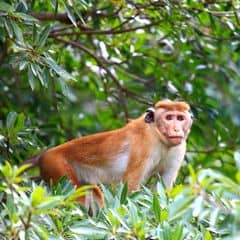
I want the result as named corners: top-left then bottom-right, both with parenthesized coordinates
top-left (1, 162), bottom-right (240, 239)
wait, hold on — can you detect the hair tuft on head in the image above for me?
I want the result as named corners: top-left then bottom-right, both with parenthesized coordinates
top-left (155, 99), bottom-right (190, 111)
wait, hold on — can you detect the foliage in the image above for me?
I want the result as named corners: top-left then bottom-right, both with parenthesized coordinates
top-left (1, 162), bottom-right (240, 240)
top-left (0, 0), bottom-right (240, 239)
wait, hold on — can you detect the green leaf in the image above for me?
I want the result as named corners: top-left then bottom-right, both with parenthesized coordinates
top-left (1, 161), bottom-right (13, 178)
top-left (6, 194), bottom-right (17, 222)
top-left (205, 230), bottom-right (213, 240)
top-left (42, 67), bottom-right (50, 85)
top-left (156, 180), bottom-right (168, 208)
top-left (0, 17), bottom-right (4, 27)
top-left (14, 113), bottom-right (25, 132)
top-left (57, 77), bottom-right (71, 97)
top-left (169, 189), bottom-right (194, 221)
top-left (30, 63), bottom-right (38, 76)
top-left (28, 65), bottom-right (35, 90)
top-left (30, 223), bottom-right (49, 240)
top-left (15, 12), bottom-right (39, 22)
top-left (173, 223), bottom-right (184, 240)
top-left (36, 196), bottom-right (63, 210)
top-left (32, 24), bottom-right (38, 45)
top-left (37, 67), bottom-right (48, 87)
top-left (192, 195), bottom-right (204, 217)
top-left (70, 226), bottom-right (107, 237)
top-left (6, 111), bottom-right (17, 129)
top-left (51, 0), bottom-right (59, 15)
top-left (0, 134), bottom-right (5, 142)
top-left (45, 56), bottom-right (72, 79)
top-left (66, 185), bottom-right (93, 202)
top-left (236, 171), bottom-right (240, 183)
top-left (37, 25), bottom-right (51, 48)
top-left (10, 19), bottom-right (24, 44)
top-left (19, 60), bottom-right (28, 70)
top-left (31, 186), bottom-right (46, 207)
top-left (234, 151), bottom-right (240, 170)
top-left (64, 3), bottom-right (77, 27)
top-left (120, 183), bottom-right (128, 204)
top-left (188, 165), bottom-right (197, 184)
top-left (128, 200), bottom-right (139, 224)
top-left (4, 18), bottom-right (14, 38)
top-left (0, 2), bottom-right (14, 12)
top-left (209, 208), bottom-right (219, 226)
top-left (153, 193), bottom-right (161, 222)
top-left (169, 184), bottom-right (184, 198)
top-left (79, 0), bottom-right (89, 9)
top-left (75, 9), bottom-right (85, 24)
top-left (108, 209), bottom-right (129, 230)
top-left (14, 164), bottom-right (32, 177)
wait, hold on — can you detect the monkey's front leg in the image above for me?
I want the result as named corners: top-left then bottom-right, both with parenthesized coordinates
top-left (122, 155), bottom-right (147, 192)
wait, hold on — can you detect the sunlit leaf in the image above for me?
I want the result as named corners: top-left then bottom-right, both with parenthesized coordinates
top-left (1, 161), bottom-right (13, 178)
top-left (205, 230), bottom-right (213, 240)
top-left (31, 186), bottom-right (46, 207)
top-left (14, 163), bottom-right (32, 177)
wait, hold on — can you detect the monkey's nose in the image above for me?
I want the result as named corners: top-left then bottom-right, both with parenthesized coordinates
top-left (174, 127), bottom-right (180, 132)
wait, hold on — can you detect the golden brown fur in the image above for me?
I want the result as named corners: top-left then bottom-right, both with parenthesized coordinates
top-left (155, 99), bottom-right (190, 111)
top-left (24, 100), bottom-right (193, 208)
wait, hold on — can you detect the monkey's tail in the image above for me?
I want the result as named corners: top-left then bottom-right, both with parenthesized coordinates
top-left (20, 153), bottom-right (42, 170)
top-left (93, 185), bottom-right (104, 208)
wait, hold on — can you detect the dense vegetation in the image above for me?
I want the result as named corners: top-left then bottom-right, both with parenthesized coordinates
top-left (0, 0), bottom-right (239, 239)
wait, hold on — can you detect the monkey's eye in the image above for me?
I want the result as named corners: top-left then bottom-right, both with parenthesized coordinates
top-left (165, 115), bottom-right (173, 120)
top-left (177, 115), bottom-right (185, 121)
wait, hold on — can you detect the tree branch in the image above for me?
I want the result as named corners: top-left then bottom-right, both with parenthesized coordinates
top-left (31, 12), bottom-right (162, 37)
top-left (0, 40), bottom-right (8, 65)
top-left (50, 20), bottom-right (163, 37)
top-left (31, 5), bottom-right (123, 23)
top-left (51, 36), bottom-right (152, 106)
top-left (31, 12), bottom-right (71, 23)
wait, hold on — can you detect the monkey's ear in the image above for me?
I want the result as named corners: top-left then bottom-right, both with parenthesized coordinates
top-left (144, 107), bottom-right (155, 123)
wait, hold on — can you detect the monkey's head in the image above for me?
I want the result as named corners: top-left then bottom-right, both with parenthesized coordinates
top-left (145, 100), bottom-right (193, 146)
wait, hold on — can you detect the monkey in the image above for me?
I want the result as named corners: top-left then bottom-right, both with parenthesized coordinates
top-left (22, 100), bottom-right (192, 208)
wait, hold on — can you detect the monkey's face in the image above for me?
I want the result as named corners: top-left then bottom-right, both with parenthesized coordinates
top-left (156, 110), bottom-right (192, 146)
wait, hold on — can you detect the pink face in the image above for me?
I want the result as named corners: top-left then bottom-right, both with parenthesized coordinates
top-left (157, 110), bottom-right (192, 146)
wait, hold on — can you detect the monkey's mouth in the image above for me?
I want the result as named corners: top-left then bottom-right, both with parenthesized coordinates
top-left (168, 136), bottom-right (183, 144)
